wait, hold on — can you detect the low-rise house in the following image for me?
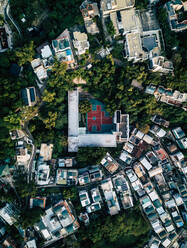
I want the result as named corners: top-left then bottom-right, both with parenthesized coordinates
top-left (148, 166), bottom-right (163, 178)
top-left (31, 58), bottom-right (48, 82)
top-left (26, 239), bottom-right (37, 248)
top-left (133, 162), bottom-right (149, 185)
top-left (86, 202), bottom-right (101, 213)
top-left (0, 203), bottom-right (18, 226)
top-left (140, 157), bottom-right (152, 171)
top-left (146, 151), bottom-right (158, 165)
top-left (145, 85), bottom-right (157, 95)
top-left (149, 56), bottom-right (173, 73)
top-left (58, 158), bottom-right (74, 167)
top-left (151, 115), bottom-right (169, 128)
top-left (56, 169), bottom-right (78, 185)
top-left (165, 0), bottom-right (187, 32)
top-left (36, 158), bottom-right (50, 185)
top-left (35, 200), bottom-right (79, 243)
top-left (143, 134), bottom-right (154, 144)
top-left (176, 137), bottom-right (187, 149)
top-left (36, 42), bottom-right (54, 68)
top-left (113, 173), bottom-right (133, 209)
top-left (145, 85), bottom-right (187, 109)
top-left (100, 153), bottom-right (119, 174)
top-left (21, 87), bottom-right (37, 107)
top-left (80, 0), bottom-right (100, 35)
top-left (150, 125), bottom-right (166, 138)
top-left (39, 144), bottom-right (53, 161)
top-left (172, 127), bottom-right (185, 140)
top-left (101, 0), bottom-right (135, 16)
top-left (140, 195), bottom-right (158, 222)
top-left (90, 187), bottom-right (102, 203)
top-left (72, 31), bottom-right (89, 56)
top-left (52, 29), bottom-right (75, 67)
top-left (16, 140), bottom-right (30, 166)
top-left (78, 171), bottom-right (90, 185)
top-left (79, 190), bottom-right (90, 207)
top-left (101, 178), bottom-right (120, 215)
top-left (123, 142), bottom-right (134, 154)
top-left (119, 150), bottom-right (133, 165)
top-left (89, 165), bottom-right (103, 182)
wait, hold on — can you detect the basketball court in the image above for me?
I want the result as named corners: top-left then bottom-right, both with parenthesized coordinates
top-left (86, 99), bottom-right (113, 133)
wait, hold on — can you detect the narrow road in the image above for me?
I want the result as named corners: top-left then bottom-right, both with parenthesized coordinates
top-left (23, 122), bottom-right (36, 183)
top-left (5, 1), bottom-right (22, 38)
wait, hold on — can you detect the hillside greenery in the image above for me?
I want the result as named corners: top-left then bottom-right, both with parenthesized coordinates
top-left (78, 205), bottom-right (151, 248)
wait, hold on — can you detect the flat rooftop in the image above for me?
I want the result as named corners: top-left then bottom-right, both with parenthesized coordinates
top-left (121, 8), bottom-right (141, 33)
top-left (126, 32), bottom-right (147, 59)
top-left (79, 133), bottom-right (117, 147)
top-left (68, 91), bottom-right (79, 137)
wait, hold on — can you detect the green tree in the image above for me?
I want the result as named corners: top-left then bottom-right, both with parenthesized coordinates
top-left (42, 90), bottom-right (56, 103)
top-left (15, 41), bottom-right (35, 66)
top-left (79, 100), bottom-right (91, 114)
top-left (106, 20), bottom-right (116, 37)
top-left (19, 207), bottom-right (43, 229)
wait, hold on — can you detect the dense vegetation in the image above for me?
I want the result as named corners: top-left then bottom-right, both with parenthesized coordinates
top-left (10, 0), bottom-right (83, 44)
top-left (78, 205), bottom-right (150, 248)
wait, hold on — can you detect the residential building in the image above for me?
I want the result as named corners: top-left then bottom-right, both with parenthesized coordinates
top-left (112, 173), bottom-right (133, 209)
top-left (89, 165), bottom-right (103, 182)
top-left (123, 142), bottom-right (134, 154)
top-left (39, 144), bottom-right (53, 161)
top-left (0, 203), bottom-right (18, 226)
top-left (140, 157), bottom-right (152, 171)
top-left (36, 42), bottom-right (54, 68)
top-left (165, 0), bottom-right (187, 32)
top-left (101, 178), bottom-right (120, 215)
top-left (36, 158), bottom-right (50, 185)
top-left (0, 26), bottom-right (12, 52)
top-left (72, 31), bottom-right (89, 56)
top-left (146, 85), bottom-right (187, 109)
top-left (90, 187), bottom-right (102, 203)
top-left (35, 200), bottom-right (79, 244)
top-left (133, 162), bottom-right (148, 185)
top-left (119, 150), bottom-right (133, 165)
top-left (31, 58), bottom-right (48, 82)
top-left (79, 190), bottom-right (91, 207)
top-left (58, 158), bottom-right (75, 167)
top-left (113, 110), bottom-right (129, 142)
top-left (26, 239), bottom-right (37, 248)
top-left (101, 0), bottom-right (135, 16)
top-left (16, 140), bottom-right (30, 166)
top-left (21, 87), bottom-right (37, 107)
top-left (100, 153), bottom-right (119, 174)
top-left (86, 202), bottom-right (102, 213)
top-left (78, 171), bottom-right (90, 185)
top-left (109, 8), bottom-right (141, 36)
top-left (125, 32), bottom-right (148, 62)
top-left (56, 169), bottom-right (78, 185)
top-left (150, 124), bottom-right (166, 138)
top-left (149, 56), bottom-right (174, 73)
top-left (52, 29), bottom-right (75, 67)
top-left (151, 115), bottom-right (169, 128)
top-left (172, 127), bottom-right (185, 139)
top-left (80, 0), bottom-right (100, 34)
